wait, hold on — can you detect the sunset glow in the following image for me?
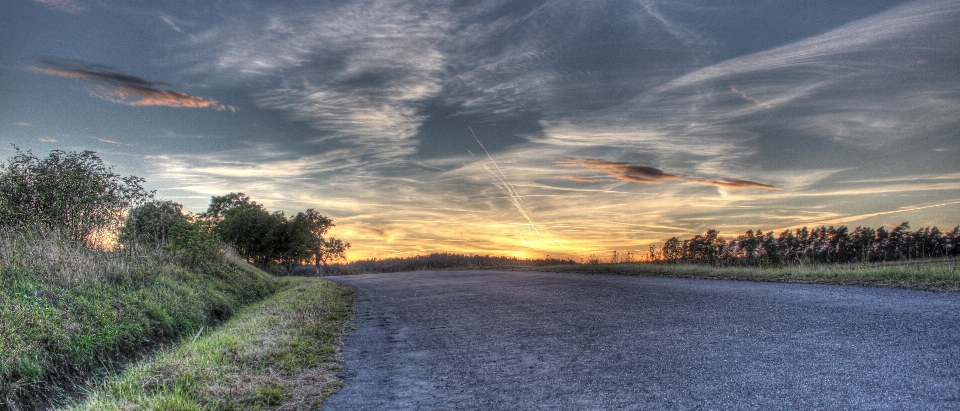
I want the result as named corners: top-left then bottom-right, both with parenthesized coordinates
top-left (3, 0), bottom-right (959, 262)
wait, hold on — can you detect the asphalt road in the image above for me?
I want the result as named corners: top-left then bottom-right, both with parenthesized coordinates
top-left (320, 270), bottom-right (960, 410)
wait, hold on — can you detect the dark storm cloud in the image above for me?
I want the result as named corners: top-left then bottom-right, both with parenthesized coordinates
top-left (30, 59), bottom-right (235, 110)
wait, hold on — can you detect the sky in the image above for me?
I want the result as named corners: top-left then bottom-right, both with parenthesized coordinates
top-left (2, 0), bottom-right (959, 261)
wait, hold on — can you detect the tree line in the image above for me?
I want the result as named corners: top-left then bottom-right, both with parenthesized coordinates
top-left (648, 223), bottom-right (960, 266)
top-left (314, 252), bottom-right (577, 275)
top-left (0, 146), bottom-right (348, 272)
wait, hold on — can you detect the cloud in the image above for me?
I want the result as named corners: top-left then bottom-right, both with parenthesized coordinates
top-left (16, 122), bottom-right (32, 127)
top-left (558, 176), bottom-right (597, 183)
top-left (557, 159), bottom-right (682, 184)
top-left (159, 14), bottom-right (183, 33)
top-left (29, 59), bottom-right (236, 110)
top-left (693, 178), bottom-right (779, 190)
top-left (182, 1), bottom-right (452, 160)
top-left (31, 0), bottom-right (85, 13)
top-left (660, 0), bottom-right (960, 92)
top-left (37, 137), bottom-right (57, 143)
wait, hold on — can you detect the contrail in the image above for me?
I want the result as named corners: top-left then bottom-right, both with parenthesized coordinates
top-left (468, 125), bottom-right (541, 236)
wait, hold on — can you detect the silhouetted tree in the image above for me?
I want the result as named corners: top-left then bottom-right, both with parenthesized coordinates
top-left (651, 222), bottom-right (958, 266)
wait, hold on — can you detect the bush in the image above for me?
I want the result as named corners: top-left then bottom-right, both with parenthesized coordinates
top-left (165, 217), bottom-right (222, 265)
top-left (0, 146), bottom-right (152, 243)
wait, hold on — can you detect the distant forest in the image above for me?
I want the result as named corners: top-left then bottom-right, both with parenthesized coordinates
top-left (296, 253), bottom-right (577, 275)
top-left (648, 222), bottom-right (960, 266)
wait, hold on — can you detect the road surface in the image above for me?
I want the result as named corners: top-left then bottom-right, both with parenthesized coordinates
top-left (320, 270), bottom-right (960, 410)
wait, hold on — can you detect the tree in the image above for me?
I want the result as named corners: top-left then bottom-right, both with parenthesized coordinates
top-left (0, 146), bottom-right (153, 242)
top-left (291, 209), bottom-right (339, 270)
top-left (316, 237), bottom-right (350, 272)
top-left (203, 193), bottom-right (350, 272)
top-left (217, 203), bottom-right (276, 268)
top-left (201, 192), bottom-right (255, 223)
top-left (121, 200), bottom-right (184, 249)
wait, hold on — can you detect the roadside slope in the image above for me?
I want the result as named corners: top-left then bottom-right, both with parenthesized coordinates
top-left (0, 230), bottom-right (280, 410)
top-left (66, 277), bottom-right (354, 410)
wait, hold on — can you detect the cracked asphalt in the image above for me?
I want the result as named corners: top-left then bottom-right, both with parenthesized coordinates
top-left (319, 270), bottom-right (960, 410)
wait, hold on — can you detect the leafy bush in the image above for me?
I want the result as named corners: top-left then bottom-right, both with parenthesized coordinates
top-left (165, 217), bottom-right (222, 265)
top-left (0, 146), bottom-right (152, 243)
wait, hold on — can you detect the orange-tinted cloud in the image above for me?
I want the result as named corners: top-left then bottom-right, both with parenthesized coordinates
top-left (37, 137), bottom-right (57, 143)
top-left (558, 175), bottom-right (597, 183)
top-left (694, 178), bottom-right (779, 190)
top-left (30, 61), bottom-right (236, 111)
top-left (557, 159), bottom-right (682, 184)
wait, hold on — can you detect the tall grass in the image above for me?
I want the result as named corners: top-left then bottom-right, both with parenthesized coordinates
top-left (0, 229), bottom-right (280, 410)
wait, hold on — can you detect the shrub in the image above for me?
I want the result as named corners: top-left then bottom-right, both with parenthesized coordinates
top-left (0, 146), bottom-right (152, 243)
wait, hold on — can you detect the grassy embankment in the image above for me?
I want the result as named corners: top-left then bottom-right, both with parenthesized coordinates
top-left (540, 258), bottom-right (960, 291)
top-left (67, 277), bottom-right (353, 410)
top-left (0, 230), bottom-right (353, 410)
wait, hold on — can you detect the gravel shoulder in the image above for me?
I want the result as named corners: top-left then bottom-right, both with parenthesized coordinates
top-left (321, 270), bottom-right (960, 410)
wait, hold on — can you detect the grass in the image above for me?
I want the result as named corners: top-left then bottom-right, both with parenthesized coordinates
top-left (65, 277), bottom-right (354, 411)
top-left (0, 229), bottom-right (281, 410)
top-left (539, 258), bottom-right (960, 291)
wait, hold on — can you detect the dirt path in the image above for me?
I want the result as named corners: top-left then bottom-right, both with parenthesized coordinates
top-left (321, 270), bottom-right (960, 410)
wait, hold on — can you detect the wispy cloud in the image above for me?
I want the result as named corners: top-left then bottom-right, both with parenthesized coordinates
top-left (660, 0), bottom-right (960, 92)
top-left (558, 176), bottom-right (597, 183)
top-left (37, 137), bottom-right (57, 143)
top-left (557, 159), bottom-right (681, 184)
top-left (97, 138), bottom-right (122, 145)
top-left (783, 199), bottom-right (960, 229)
top-left (693, 178), bottom-right (780, 190)
top-left (185, 1), bottom-right (452, 160)
top-left (16, 122), bottom-right (32, 127)
top-left (30, 59), bottom-right (236, 110)
top-left (31, 0), bottom-right (85, 14)
top-left (159, 14), bottom-right (183, 33)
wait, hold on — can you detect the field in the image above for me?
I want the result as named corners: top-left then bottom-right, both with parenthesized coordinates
top-left (538, 258), bottom-right (960, 291)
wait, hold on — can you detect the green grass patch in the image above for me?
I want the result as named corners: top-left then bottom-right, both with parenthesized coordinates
top-left (0, 230), bottom-right (281, 410)
top-left (65, 277), bottom-right (354, 411)
top-left (540, 259), bottom-right (960, 291)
